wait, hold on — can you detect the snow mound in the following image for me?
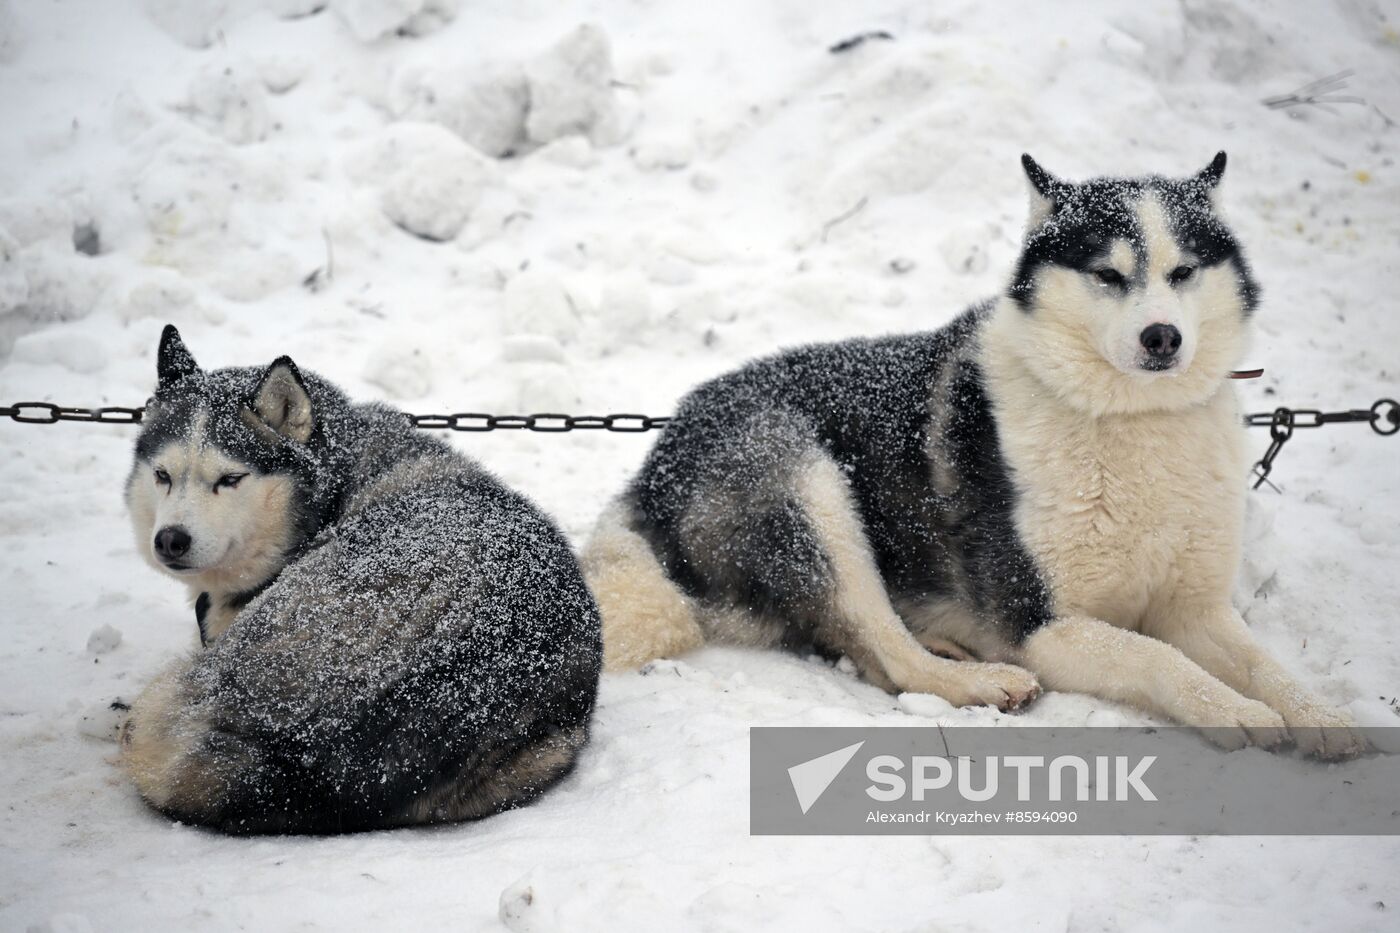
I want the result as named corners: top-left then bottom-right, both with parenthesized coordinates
top-left (10, 332), bottom-right (108, 375)
top-left (363, 343), bottom-right (433, 399)
top-left (501, 267), bottom-right (581, 345)
top-left (393, 63), bottom-right (530, 158)
top-left (525, 24), bottom-right (625, 148)
top-left (0, 199), bottom-right (75, 248)
top-left (332, 0), bottom-right (458, 43)
top-left (86, 624), bottom-right (123, 655)
top-left (142, 0), bottom-right (231, 49)
top-left (392, 23), bottom-right (628, 157)
top-left (13, 249), bottom-right (106, 325)
top-left (119, 275), bottom-right (202, 325)
top-left (183, 63), bottom-right (273, 145)
top-left (501, 335), bottom-right (568, 365)
top-left (376, 123), bottom-right (494, 241)
top-left (511, 363), bottom-right (579, 412)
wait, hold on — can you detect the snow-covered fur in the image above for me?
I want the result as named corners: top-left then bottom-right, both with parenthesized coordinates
top-left (584, 154), bottom-right (1365, 758)
top-left (121, 326), bottom-right (601, 834)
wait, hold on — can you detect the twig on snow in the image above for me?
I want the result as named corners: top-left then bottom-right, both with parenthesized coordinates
top-left (829, 31), bottom-right (895, 54)
top-left (821, 195), bottom-right (868, 244)
top-left (301, 228), bottom-right (335, 292)
top-left (1262, 70), bottom-right (1367, 114)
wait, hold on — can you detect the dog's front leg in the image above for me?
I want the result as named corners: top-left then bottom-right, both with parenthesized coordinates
top-left (1018, 615), bottom-right (1286, 750)
top-left (1148, 604), bottom-right (1367, 759)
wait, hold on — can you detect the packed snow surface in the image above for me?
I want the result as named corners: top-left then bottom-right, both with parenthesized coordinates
top-left (1, 0), bottom-right (1399, 930)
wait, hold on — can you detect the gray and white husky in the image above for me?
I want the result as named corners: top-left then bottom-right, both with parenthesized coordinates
top-left (584, 153), bottom-right (1365, 758)
top-left (122, 326), bottom-right (602, 833)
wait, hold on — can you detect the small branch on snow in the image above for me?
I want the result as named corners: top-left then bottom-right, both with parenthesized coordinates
top-left (829, 31), bottom-right (895, 54)
top-left (1262, 70), bottom-right (1367, 114)
top-left (821, 195), bottom-right (868, 244)
top-left (301, 228), bottom-right (335, 292)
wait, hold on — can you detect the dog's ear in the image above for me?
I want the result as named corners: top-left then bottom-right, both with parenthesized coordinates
top-left (1021, 154), bottom-right (1064, 228)
top-left (246, 356), bottom-right (314, 444)
top-left (157, 324), bottom-right (200, 389)
top-left (1195, 151), bottom-right (1227, 188)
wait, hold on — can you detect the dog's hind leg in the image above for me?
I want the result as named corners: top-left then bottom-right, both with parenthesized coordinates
top-left (582, 497), bottom-right (703, 671)
top-left (794, 456), bottom-right (1040, 711)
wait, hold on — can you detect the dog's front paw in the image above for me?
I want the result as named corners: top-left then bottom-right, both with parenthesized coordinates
top-left (1200, 698), bottom-right (1287, 752)
top-left (1280, 704), bottom-right (1369, 760)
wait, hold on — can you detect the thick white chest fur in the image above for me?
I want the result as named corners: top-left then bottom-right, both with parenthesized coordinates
top-left (981, 335), bottom-right (1249, 631)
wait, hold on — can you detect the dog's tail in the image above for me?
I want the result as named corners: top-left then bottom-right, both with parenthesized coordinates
top-left (122, 653), bottom-right (593, 835)
top-left (580, 496), bottom-right (703, 671)
top-left (120, 657), bottom-right (313, 834)
top-left (121, 657), bottom-right (251, 831)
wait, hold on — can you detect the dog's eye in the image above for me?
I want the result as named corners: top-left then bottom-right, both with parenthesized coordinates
top-left (1168, 265), bottom-right (1196, 285)
top-left (214, 473), bottom-right (248, 492)
top-left (1094, 269), bottom-right (1127, 288)
top-left (154, 468), bottom-right (171, 486)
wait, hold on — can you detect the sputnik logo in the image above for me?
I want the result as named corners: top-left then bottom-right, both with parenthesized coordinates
top-left (787, 741), bottom-right (865, 814)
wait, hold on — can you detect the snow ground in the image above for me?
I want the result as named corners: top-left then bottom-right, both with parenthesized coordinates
top-left (1, 0), bottom-right (1399, 929)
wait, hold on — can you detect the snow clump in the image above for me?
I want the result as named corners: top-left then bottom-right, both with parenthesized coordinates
top-left (332, 0), bottom-right (459, 42)
top-left (392, 64), bottom-right (531, 158)
top-left (376, 123), bottom-right (494, 241)
top-left (525, 24), bottom-right (625, 147)
top-left (183, 63), bottom-right (273, 145)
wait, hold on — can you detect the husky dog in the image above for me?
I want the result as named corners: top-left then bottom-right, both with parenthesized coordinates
top-left (584, 153), bottom-right (1365, 758)
top-left (122, 326), bottom-right (601, 833)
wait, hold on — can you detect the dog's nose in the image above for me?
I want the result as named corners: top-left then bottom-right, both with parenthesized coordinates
top-left (1139, 323), bottom-right (1182, 358)
top-left (154, 526), bottom-right (192, 561)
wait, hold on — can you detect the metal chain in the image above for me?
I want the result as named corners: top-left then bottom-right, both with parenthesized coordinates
top-left (0, 401), bottom-right (670, 432)
top-left (0, 402), bottom-right (146, 424)
top-left (3, 398), bottom-right (1396, 435)
top-left (4, 395), bottom-right (1397, 489)
top-left (2, 397), bottom-right (1395, 491)
top-left (1247, 398), bottom-right (1398, 490)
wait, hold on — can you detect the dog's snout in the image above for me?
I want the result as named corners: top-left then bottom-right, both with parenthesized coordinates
top-left (1139, 323), bottom-right (1182, 358)
top-left (154, 526), bottom-right (192, 561)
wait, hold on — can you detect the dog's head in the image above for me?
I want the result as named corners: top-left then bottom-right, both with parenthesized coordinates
top-left (126, 326), bottom-right (340, 594)
top-left (1002, 152), bottom-right (1258, 415)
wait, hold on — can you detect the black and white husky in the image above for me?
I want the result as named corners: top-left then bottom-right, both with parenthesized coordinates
top-left (122, 326), bottom-right (602, 833)
top-left (584, 153), bottom-right (1365, 758)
